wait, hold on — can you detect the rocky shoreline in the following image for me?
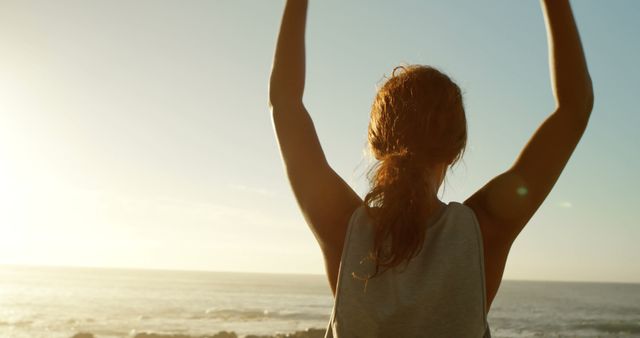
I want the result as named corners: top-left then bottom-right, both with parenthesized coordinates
top-left (71, 328), bottom-right (326, 338)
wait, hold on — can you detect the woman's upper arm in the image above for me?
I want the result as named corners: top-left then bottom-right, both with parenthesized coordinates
top-left (465, 110), bottom-right (589, 243)
top-left (271, 103), bottom-right (362, 252)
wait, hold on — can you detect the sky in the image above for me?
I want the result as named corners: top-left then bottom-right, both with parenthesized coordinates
top-left (0, 0), bottom-right (638, 283)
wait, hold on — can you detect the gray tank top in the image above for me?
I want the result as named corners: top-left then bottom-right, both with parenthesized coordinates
top-left (325, 201), bottom-right (491, 338)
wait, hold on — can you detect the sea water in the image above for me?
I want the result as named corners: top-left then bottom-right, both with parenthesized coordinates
top-left (1, 265), bottom-right (639, 338)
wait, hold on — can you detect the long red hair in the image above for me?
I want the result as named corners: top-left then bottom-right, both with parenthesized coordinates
top-left (362, 64), bottom-right (467, 279)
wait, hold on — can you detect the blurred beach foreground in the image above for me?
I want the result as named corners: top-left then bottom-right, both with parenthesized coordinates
top-left (70, 329), bottom-right (325, 338)
top-left (1, 265), bottom-right (639, 338)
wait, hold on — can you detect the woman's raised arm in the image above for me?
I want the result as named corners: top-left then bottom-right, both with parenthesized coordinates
top-left (466, 0), bottom-right (594, 242)
top-left (464, 0), bottom-right (594, 308)
top-left (542, 0), bottom-right (594, 116)
top-left (269, 0), bottom-right (307, 107)
top-left (269, 0), bottom-right (362, 295)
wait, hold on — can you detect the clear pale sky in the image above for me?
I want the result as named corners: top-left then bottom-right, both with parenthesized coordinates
top-left (0, 0), bottom-right (638, 283)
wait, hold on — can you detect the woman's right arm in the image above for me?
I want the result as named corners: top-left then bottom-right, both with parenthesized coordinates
top-left (542, 0), bottom-right (594, 118)
top-left (467, 0), bottom-right (593, 244)
top-left (464, 0), bottom-right (594, 307)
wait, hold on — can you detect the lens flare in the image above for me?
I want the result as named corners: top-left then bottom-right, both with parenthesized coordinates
top-left (517, 186), bottom-right (528, 197)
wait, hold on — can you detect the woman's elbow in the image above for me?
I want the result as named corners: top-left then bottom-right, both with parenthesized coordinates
top-left (557, 80), bottom-right (594, 123)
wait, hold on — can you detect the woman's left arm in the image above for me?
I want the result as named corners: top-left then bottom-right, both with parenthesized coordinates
top-left (269, 0), bottom-right (361, 294)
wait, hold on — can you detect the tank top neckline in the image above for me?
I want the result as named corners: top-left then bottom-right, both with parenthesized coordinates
top-left (361, 200), bottom-right (454, 231)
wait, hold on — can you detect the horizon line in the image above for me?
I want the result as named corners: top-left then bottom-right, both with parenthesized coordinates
top-left (2, 262), bottom-right (639, 285)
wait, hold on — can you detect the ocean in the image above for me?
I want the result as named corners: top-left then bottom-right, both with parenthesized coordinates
top-left (0, 265), bottom-right (639, 338)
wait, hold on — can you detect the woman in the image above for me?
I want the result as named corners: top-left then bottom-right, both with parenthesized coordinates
top-left (269, 1), bottom-right (593, 337)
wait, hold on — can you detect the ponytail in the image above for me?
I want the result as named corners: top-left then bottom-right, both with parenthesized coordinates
top-left (361, 148), bottom-right (439, 281)
top-left (360, 64), bottom-right (467, 284)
